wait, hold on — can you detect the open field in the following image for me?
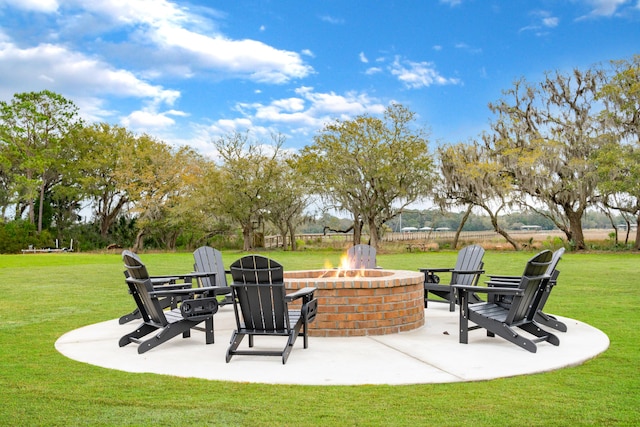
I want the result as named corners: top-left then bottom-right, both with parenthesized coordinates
top-left (0, 249), bottom-right (638, 426)
top-left (280, 228), bottom-right (635, 252)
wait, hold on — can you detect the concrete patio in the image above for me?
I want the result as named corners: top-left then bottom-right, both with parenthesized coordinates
top-left (55, 303), bottom-right (609, 386)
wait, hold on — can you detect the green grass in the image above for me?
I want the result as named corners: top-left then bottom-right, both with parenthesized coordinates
top-left (1, 249), bottom-right (638, 426)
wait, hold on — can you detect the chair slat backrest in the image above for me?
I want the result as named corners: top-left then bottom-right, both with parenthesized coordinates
top-left (347, 244), bottom-right (377, 269)
top-left (504, 250), bottom-right (553, 325)
top-left (451, 244), bottom-right (485, 286)
top-left (547, 247), bottom-right (565, 278)
top-left (193, 246), bottom-right (227, 288)
top-left (230, 255), bottom-right (288, 332)
top-left (122, 251), bottom-right (168, 326)
top-left (122, 250), bottom-right (150, 280)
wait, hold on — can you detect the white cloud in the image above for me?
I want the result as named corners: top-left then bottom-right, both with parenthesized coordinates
top-left (520, 10), bottom-right (560, 34)
top-left (454, 42), bottom-right (482, 54)
top-left (204, 87), bottom-right (386, 144)
top-left (439, 0), bottom-right (462, 6)
top-left (584, 0), bottom-right (628, 16)
top-left (390, 57), bottom-right (460, 89)
top-left (122, 110), bottom-right (177, 129)
top-left (208, 117), bottom-right (256, 135)
top-left (365, 67), bottom-right (383, 75)
top-left (6, 0), bottom-right (313, 84)
top-left (272, 97), bottom-right (306, 112)
top-left (0, 40), bottom-right (179, 106)
top-left (1, 0), bottom-right (59, 12)
top-left (151, 26), bottom-right (312, 83)
top-left (359, 52), bottom-right (369, 63)
top-left (319, 15), bottom-right (345, 24)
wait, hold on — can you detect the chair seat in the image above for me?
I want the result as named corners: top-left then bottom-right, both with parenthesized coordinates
top-left (468, 303), bottom-right (509, 323)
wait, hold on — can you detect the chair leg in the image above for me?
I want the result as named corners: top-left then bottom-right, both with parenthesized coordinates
top-left (282, 337), bottom-right (294, 365)
top-left (119, 323), bottom-right (156, 347)
top-left (302, 320), bottom-right (309, 349)
top-left (534, 311), bottom-right (568, 332)
top-left (137, 322), bottom-right (195, 354)
top-left (118, 308), bottom-right (142, 324)
top-left (458, 291), bottom-right (469, 344)
top-left (226, 331), bottom-right (245, 363)
top-left (204, 317), bottom-right (214, 344)
top-left (520, 322), bottom-right (560, 346)
top-left (283, 323), bottom-right (303, 364)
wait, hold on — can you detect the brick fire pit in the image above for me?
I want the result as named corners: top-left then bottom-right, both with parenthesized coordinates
top-left (284, 269), bottom-right (424, 337)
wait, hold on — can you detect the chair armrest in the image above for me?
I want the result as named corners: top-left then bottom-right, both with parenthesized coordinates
top-left (152, 283), bottom-right (194, 291)
top-left (127, 276), bottom-right (193, 291)
top-left (148, 276), bottom-right (180, 285)
top-left (419, 268), bottom-right (453, 273)
top-left (180, 297), bottom-right (219, 320)
top-left (452, 284), bottom-right (524, 295)
top-left (176, 272), bottom-right (218, 279)
top-left (486, 279), bottom-right (519, 288)
top-left (487, 274), bottom-right (520, 282)
top-left (451, 269), bottom-right (485, 275)
top-left (285, 287), bottom-right (317, 303)
top-left (151, 285), bottom-right (231, 298)
top-left (151, 272), bottom-right (216, 283)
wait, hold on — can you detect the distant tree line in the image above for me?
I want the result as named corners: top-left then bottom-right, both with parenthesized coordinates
top-left (0, 55), bottom-right (638, 253)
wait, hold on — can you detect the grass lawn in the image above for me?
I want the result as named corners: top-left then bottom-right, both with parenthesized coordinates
top-left (0, 249), bottom-right (638, 426)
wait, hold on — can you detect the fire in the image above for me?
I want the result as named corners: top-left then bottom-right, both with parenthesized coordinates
top-left (339, 253), bottom-right (351, 270)
top-left (321, 255), bottom-right (366, 278)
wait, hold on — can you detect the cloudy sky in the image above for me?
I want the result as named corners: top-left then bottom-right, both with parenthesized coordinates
top-left (0, 0), bottom-right (638, 156)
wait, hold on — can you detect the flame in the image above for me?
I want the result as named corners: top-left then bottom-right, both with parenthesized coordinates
top-left (339, 254), bottom-right (351, 270)
top-left (321, 254), bottom-right (365, 278)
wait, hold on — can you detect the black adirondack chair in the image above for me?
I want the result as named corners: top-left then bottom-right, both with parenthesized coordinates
top-left (119, 251), bottom-right (231, 353)
top-left (487, 247), bottom-right (567, 332)
top-left (118, 250), bottom-right (203, 324)
top-left (192, 246), bottom-right (233, 305)
top-left (420, 244), bottom-right (485, 311)
top-left (226, 255), bottom-right (318, 364)
top-left (453, 250), bottom-right (560, 353)
top-left (346, 244), bottom-right (378, 269)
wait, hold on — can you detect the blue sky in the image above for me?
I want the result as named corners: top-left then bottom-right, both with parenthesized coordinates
top-left (0, 0), bottom-right (638, 157)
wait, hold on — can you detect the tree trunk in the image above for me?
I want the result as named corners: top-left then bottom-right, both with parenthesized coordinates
top-left (133, 229), bottom-right (146, 252)
top-left (242, 223), bottom-right (253, 251)
top-left (287, 221), bottom-right (297, 251)
top-left (566, 210), bottom-right (585, 250)
top-left (367, 217), bottom-right (380, 249)
top-left (37, 182), bottom-right (45, 232)
top-left (484, 206), bottom-right (519, 250)
top-left (635, 215), bottom-right (640, 250)
top-left (100, 197), bottom-right (128, 237)
top-left (453, 205), bottom-right (473, 249)
top-left (352, 215), bottom-right (362, 245)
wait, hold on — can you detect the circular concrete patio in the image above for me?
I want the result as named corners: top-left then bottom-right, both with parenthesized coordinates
top-left (55, 304), bottom-right (609, 386)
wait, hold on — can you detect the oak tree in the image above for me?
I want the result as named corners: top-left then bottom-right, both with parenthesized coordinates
top-left (488, 69), bottom-right (603, 250)
top-left (296, 104), bottom-right (434, 249)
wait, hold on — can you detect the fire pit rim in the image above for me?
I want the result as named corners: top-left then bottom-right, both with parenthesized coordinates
top-left (283, 268), bottom-right (424, 289)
